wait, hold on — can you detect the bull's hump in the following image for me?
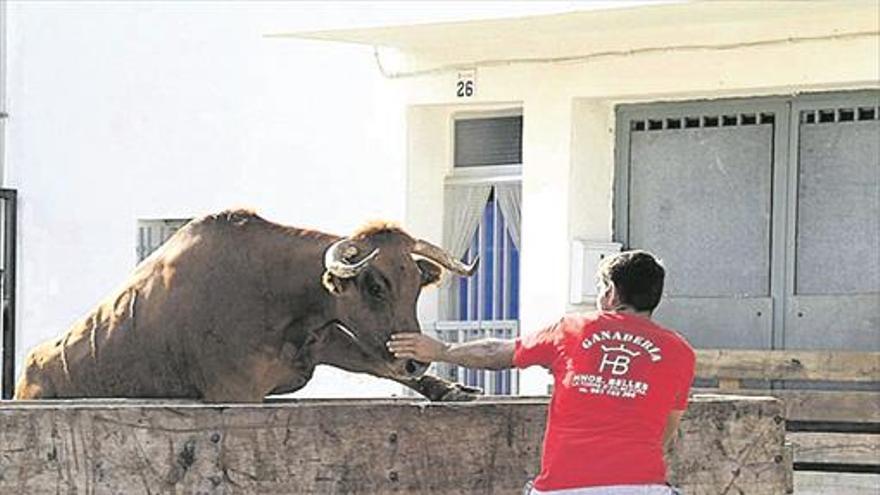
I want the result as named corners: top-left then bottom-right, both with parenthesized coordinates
top-left (205, 208), bottom-right (262, 226)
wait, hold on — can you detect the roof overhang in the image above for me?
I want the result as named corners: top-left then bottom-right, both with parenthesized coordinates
top-left (267, 1), bottom-right (880, 78)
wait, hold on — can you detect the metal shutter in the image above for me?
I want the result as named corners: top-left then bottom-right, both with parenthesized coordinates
top-left (786, 96), bottom-right (880, 350)
top-left (616, 91), bottom-right (880, 352)
top-left (454, 116), bottom-right (523, 167)
top-left (618, 105), bottom-right (780, 349)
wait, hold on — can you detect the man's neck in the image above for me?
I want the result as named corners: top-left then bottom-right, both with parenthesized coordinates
top-left (610, 305), bottom-right (653, 320)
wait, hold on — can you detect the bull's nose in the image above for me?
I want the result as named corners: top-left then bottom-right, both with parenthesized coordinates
top-left (404, 359), bottom-right (429, 378)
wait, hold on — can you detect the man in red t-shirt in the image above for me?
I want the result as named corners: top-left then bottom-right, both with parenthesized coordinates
top-left (388, 250), bottom-right (695, 494)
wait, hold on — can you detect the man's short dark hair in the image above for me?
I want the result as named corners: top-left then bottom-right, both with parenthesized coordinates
top-left (598, 250), bottom-right (665, 312)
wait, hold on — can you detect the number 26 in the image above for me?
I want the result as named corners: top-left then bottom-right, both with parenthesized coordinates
top-left (456, 80), bottom-right (474, 98)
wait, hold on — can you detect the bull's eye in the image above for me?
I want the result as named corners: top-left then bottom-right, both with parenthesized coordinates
top-left (362, 271), bottom-right (389, 301)
top-left (367, 282), bottom-right (385, 299)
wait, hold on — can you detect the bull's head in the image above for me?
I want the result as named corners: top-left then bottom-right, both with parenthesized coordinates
top-left (320, 225), bottom-right (476, 381)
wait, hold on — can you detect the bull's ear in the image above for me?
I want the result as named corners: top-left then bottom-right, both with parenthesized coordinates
top-left (416, 259), bottom-right (443, 287)
top-left (322, 271), bottom-right (350, 295)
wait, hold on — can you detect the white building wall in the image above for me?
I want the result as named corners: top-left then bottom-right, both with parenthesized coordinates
top-left (402, 6), bottom-right (880, 394)
top-left (3, 1), bottom-right (589, 397)
top-left (517, 92), bottom-right (573, 394)
top-left (2, 2), bottom-right (399, 397)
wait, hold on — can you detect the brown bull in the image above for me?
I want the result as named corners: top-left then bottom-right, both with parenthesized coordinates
top-left (15, 209), bottom-right (478, 402)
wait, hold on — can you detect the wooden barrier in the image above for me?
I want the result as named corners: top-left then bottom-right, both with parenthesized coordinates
top-left (696, 349), bottom-right (880, 384)
top-left (0, 396), bottom-right (787, 494)
top-left (694, 349), bottom-right (880, 494)
top-left (695, 349), bottom-right (880, 423)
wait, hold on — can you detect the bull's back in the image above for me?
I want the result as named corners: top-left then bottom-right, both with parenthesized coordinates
top-left (14, 287), bottom-right (182, 398)
top-left (15, 210), bottom-right (318, 400)
top-left (15, 221), bottom-right (207, 399)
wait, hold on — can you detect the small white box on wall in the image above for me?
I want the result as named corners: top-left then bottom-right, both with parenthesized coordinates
top-left (570, 240), bottom-right (622, 304)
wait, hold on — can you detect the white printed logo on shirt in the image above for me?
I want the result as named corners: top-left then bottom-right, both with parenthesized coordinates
top-left (598, 344), bottom-right (641, 376)
top-left (572, 330), bottom-right (661, 399)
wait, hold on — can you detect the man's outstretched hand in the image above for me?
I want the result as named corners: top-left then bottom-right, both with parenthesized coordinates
top-left (389, 332), bottom-right (515, 370)
top-left (387, 333), bottom-right (449, 363)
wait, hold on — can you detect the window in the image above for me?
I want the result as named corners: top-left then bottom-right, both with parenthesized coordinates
top-left (614, 91), bottom-right (879, 351)
top-left (434, 113), bottom-right (523, 395)
top-left (456, 189), bottom-right (520, 323)
top-left (435, 186), bottom-right (521, 394)
top-left (454, 115), bottom-right (523, 167)
top-left (137, 218), bottom-right (191, 263)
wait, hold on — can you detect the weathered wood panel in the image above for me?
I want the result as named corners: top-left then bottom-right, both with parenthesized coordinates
top-left (694, 388), bottom-right (880, 423)
top-left (695, 349), bottom-right (880, 382)
top-left (0, 396), bottom-right (787, 494)
top-left (789, 432), bottom-right (880, 465)
top-left (794, 472), bottom-right (880, 495)
top-left (667, 395), bottom-right (789, 494)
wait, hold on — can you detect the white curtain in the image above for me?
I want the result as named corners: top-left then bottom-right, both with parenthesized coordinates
top-left (495, 182), bottom-right (522, 250)
top-left (442, 184), bottom-right (493, 260)
top-left (440, 184), bottom-right (492, 318)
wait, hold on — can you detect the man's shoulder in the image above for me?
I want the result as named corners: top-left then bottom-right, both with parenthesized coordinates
top-left (648, 321), bottom-right (696, 358)
top-left (667, 334), bottom-right (696, 366)
top-left (559, 312), bottom-right (604, 334)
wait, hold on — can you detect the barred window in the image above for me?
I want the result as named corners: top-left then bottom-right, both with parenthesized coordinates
top-left (136, 218), bottom-right (191, 263)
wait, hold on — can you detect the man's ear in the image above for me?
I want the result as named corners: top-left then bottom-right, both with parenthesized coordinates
top-left (604, 282), bottom-right (621, 307)
top-left (416, 259), bottom-right (443, 287)
top-left (596, 280), bottom-right (615, 310)
top-left (322, 271), bottom-right (350, 295)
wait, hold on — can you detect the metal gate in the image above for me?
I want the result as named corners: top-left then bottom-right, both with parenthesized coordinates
top-left (616, 99), bottom-right (787, 349)
top-left (0, 188), bottom-right (17, 399)
top-left (785, 94), bottom-right (880, 350)
top-left (615, 91), bottom-right (879, 351)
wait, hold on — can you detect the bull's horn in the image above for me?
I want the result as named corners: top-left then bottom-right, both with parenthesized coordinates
top-left (324, 238), bottom-right (379, 279)
top-left (411, 240), bottom-right (478, 276)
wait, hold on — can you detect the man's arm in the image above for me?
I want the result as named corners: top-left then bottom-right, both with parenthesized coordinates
top-left (387, 333), bottom-right (515, 370)
top-left (663, 410), bottom-right (686, 452)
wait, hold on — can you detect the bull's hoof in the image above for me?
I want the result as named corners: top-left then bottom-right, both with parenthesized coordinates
top-left (409, 374), bottom-right (483, 402)
top-left (436, 383), bottom-right (482, 402)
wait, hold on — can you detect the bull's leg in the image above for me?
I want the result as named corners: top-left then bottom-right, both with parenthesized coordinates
top-left (201, 341), bottom-right (318, 402)
top-left (264, 339), bottom-right (318, 397)
top-left (199, 360), bottom-right (274, 403)
top-left (267, 358), bottom-right (315, 396)
top-left (396, 374), bottom-right (482, 402)
top-left (201, 382), bottom-right (265, 403)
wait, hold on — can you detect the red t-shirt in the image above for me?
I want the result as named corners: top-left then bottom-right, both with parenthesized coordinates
top-left (514, 311), bottom-right (696, 491)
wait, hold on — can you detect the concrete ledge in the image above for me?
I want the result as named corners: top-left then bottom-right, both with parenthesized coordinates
top-left (0, 395), bottom-right (787, 494)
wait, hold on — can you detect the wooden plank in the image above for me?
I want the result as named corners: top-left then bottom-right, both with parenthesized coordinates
top-left (0, 396), bottom-right (788, 495)
top-left (774, 390), bottom-right (880, 424)
top-left (693, 389), bottom-right (880, 423)
top-left (696, 349), bottom-right (880, 382)
top-left (717, 379), bottom-right (742, 391)
top-left (794, 471), bottom-right (880, 495)
top-left (789, 432), bottom-right (880, 465)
